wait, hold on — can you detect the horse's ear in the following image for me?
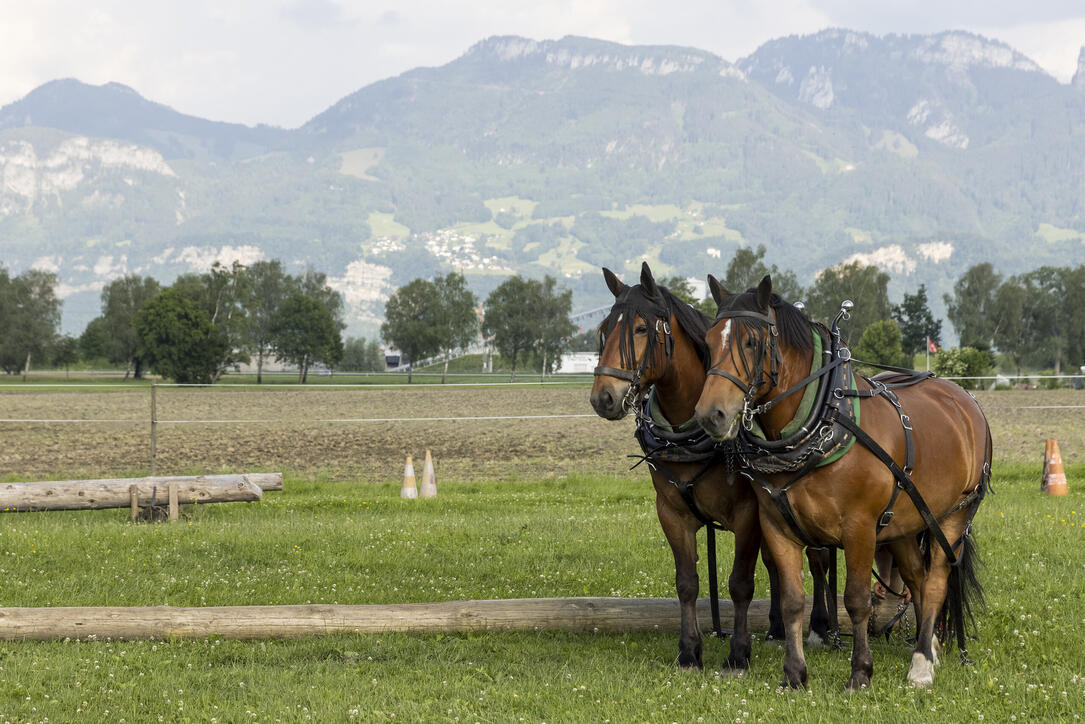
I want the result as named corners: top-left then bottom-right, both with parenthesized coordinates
top-left (708, 274), bottom-right (731, 307)
top-left (602, 267), bottom-right (627, 298)
top-left (640, 261), bottom-right (660, 298)
top-left (756, 274), bottom-right (773, 310)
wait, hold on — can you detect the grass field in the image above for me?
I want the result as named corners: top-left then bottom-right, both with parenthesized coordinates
top-left (0, 386), bottom-right (1083, 720)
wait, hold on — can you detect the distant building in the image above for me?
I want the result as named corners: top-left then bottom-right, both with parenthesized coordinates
top-left (558, 352), bottom-right (599, 374)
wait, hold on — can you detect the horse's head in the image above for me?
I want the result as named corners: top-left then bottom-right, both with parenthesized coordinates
top-left (590, 262), bottom-right (678, 420)
top-left (695, 274), bottom-right (782, 440)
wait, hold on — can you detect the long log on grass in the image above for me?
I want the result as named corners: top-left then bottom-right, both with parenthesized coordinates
top-left (0, 596), bottom-right (850, 641)
top-left (0, 473), bottom-right (273, 512)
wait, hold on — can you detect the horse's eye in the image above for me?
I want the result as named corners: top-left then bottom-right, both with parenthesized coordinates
top-left (634, 325), bottom-right (648, 335)
top-left (744, 338), bottom-right (756, 349)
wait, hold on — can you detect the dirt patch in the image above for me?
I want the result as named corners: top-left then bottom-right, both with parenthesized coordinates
top-left (0, 386), bottom-right (1075, 482)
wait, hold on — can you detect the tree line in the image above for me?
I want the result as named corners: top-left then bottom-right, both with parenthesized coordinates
top-left (380, 272), bottom-right (575, 382)
top-left (4, 249), bottom-right (1083, 386)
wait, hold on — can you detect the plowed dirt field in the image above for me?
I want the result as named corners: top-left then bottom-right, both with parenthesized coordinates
top-left (0, 386), bottom-right (1077, 481)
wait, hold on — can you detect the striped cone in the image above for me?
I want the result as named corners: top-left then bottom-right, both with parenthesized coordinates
top-left (420, 449), bottom-right (437, 498)
top-left (401, 455), bottom-right (418, 499)
top-left (1044, 440), bottom-right (1069, 496)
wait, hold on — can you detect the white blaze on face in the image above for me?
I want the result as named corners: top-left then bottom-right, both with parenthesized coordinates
top-left (719, 319), bottom-right (732, 356)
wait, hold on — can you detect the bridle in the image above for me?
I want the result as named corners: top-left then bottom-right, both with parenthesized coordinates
top-left (593, 313), bottom-right (674, 414)
top-left (706, 308), bottom-right (781, 430)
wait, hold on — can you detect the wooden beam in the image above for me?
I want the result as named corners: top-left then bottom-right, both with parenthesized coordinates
top-left (0, 474), bottom-right (273, 512)
top-left (0, 596), bottom-right (850, 641)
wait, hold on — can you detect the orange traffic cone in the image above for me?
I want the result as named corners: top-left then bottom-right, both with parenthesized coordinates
top-left (1044, 440), bottom-right (1069, 496)
top-left (401, 455), bottom-right (418, 499)
top-left (420, 449), bottom-right (437, 498)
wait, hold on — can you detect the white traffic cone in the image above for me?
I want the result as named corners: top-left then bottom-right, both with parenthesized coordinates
top-left (401, 455), bottom-right (418, 499)
top-left (420, 449), bottom-right (437, 498)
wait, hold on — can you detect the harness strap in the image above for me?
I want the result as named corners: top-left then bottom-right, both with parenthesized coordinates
top-left (593, 365), bottom-right (635, 382)
top-left (833, 413), bottom-right (960, 567)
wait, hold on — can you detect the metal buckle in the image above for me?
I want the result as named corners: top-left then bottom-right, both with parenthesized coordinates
top-left (833, 387), bottom-right (844, 399)
top-left (878, 510), bottom-right (894, 529)
top-left (900, 414), bottom-right (912, 431)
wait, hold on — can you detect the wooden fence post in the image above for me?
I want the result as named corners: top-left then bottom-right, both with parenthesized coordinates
top-left (150, 382), bottom-right (158, 475)
top-left (168, 482), bottom-right (179, 522)
top-left (129, 484), bottom-right (139, 521)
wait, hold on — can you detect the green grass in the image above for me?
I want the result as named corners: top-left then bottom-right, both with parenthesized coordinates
top-left (0, 465), bottom-right (1081, 720)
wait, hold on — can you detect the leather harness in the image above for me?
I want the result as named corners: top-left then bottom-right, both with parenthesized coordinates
top-left (594, 293), bottom-right (992, 656)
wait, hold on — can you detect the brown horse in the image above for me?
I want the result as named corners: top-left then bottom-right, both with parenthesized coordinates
top-left (694, 275), bottom-right (989, 689)
top-left (589, 263), bottom-right (830, 673)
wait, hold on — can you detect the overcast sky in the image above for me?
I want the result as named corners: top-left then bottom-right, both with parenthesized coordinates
top-left (2, 0), bottom-right (1083, 129)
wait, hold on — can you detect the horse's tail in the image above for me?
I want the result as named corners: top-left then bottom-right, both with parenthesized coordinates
top-left (941, 421), bottom-right (991, 655)
top-left (942, 529), bottom-right (983, 654)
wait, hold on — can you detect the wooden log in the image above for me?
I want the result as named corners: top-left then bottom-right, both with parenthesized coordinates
top-left (0, 474), bottom-right (268, 512)
top-left (0, 596), bottom-right (850, 641)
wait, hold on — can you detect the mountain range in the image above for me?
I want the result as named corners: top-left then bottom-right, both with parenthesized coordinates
top-left (1, 29), bottom-right (1084, 338)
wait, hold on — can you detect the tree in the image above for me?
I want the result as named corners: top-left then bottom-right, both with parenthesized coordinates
top-left (931, 347), bottom-right (993, 390)
top-left (853, 319), bottom-right (906, 370)
top-left (271, 291), bottom-right (344, 383)
top-left (892, 284), bottom-right (942, 356)
top-left (52, 335), bottom-right (80, 379)
top-left (992, 279), bottom-right (1028, 375)
top-left (433, 272), bottom-right (479, 384)
top-left (381, 278), bottom-right (444, 383)
top-left (722, 245), bottom-right (803, 303)
top-left (0, 269), bottom-right (61, 377)
top-left (483, 276), bottom-right (537, 380)
top-left (535, 275), bottom-right (576, 378)
top-left (134, 289), bottom-right (227, 384)
top-left (806, 262), bottom-right (891, 345)
top-left (100, 274), bottom-right (160, 379)
top-left (944, 262), bottom-right (1002, 349)
top-left (173, 262), bottom-right (250, 381)
top-left (79, 316), bottom-right (112, 363)
top-left (243, 260), bottom-right (292, 383)
top-left (483, 275), bottom-right (575, 380)
top-left (340, 337), bottom-right (386, 372)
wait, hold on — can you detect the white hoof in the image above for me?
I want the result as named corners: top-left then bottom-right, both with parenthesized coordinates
top-left (806, 630), bottom-right (825, 649)
top-left (907, 652), bottom-right (934, 687)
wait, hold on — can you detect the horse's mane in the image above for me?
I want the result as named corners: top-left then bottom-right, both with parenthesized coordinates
top-left (599, 285), bottom-right (713, 371)
top-left (718, 289), bottom-right (814, 353)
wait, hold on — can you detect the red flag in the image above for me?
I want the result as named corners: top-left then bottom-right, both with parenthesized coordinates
top-left (927, 338), bottom-right (938, 354)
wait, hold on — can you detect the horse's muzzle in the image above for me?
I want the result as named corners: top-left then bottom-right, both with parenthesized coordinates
top-left (590, 383), bottom-right (629, 420)
top-left (696, 403), bottom-right (741, 441)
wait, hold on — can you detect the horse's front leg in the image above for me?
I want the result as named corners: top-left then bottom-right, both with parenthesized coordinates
top-left (841, 528), bottom-right (878, 690)
top-left (760, 511), bottom-right (808, 688)
top-left (657, 496), bottom-right (703, 669)
top-left (724, 505), bottom-right (761, 672)
top-left (805, 547), bottom-right (832, 647)
top-left (761, 543), bottom-right (785, 642)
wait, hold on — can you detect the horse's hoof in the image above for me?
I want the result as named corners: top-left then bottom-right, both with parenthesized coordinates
top-left (677, 654), bottom-right (703, 671)
top-left (845, 673), bottom-right (871, 691)
top-left (907, 652), bottom-right (934, 687)
top-left (778, 678), bottom-right (806, 690)
top-left (763, 634), bottom-right (785, 647)
top-left (720, 666), bottom-right (748, 679)
top-left (806, 630), bottom-right (825, 649)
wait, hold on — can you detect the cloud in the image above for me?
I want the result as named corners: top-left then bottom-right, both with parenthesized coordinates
top-left (280, 0), bottom-right (355, 30)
